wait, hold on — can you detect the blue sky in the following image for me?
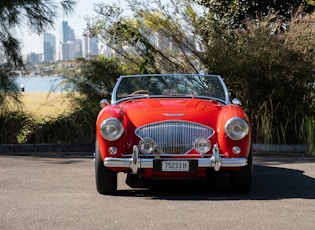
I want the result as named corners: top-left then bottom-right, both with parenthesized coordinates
top-left (19, 0), bottom-right (126, 57)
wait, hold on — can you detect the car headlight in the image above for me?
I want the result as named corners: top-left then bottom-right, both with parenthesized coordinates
top-left (225, 118), bottom-right (249, 140)
top-left (100, 118), bottom-right (124, 141)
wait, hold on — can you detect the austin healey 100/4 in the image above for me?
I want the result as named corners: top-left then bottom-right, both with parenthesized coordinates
top-left (95, 74), bottom-right (252, 194)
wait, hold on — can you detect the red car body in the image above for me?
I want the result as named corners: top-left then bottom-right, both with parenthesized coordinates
top-left (95, 74), bottom-right (252, 194)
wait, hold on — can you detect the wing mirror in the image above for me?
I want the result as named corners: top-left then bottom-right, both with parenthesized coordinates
top-left (232, 98), bottom-right (242, 106)
top-left (100, 99), bottom-right (110, 108)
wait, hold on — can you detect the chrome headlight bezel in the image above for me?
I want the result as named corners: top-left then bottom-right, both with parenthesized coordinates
top-left (100, 118), bottom-right (124, 141)
top-left (138, 137), bottom-right (155, 154)
top-left (225, 117), bottom-right (249, 140)
top-left (194, 137), bottom-right (211, 154)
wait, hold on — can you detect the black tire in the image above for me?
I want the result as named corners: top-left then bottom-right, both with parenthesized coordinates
top-left (95, 140), bottom-right (117, 195)
top-left (230, 147), bottom-right (253, 193)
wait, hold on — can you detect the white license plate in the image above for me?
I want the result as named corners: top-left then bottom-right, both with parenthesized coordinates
top-left (161, 161), bottom-right (189, 172)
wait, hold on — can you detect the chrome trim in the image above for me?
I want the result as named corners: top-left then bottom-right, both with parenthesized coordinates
top-left (135, 121), bottom-right (214, 155)
top-left (111, 74), bottom-right (231, 105)
top-left (104, 145), bottom-right (247, 172)
top-left (163, 113), bottom-right (185, 117)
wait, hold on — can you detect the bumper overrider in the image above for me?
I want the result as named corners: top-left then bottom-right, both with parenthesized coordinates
top-left (103, 144), bottom-right (247, 173)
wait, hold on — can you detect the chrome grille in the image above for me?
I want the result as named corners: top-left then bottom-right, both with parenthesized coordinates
top-left (135, 121), bottom-right (214, 154)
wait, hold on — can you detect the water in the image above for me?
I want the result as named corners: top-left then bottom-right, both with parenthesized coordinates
top-left (15, 76), bottom-right (64, 92)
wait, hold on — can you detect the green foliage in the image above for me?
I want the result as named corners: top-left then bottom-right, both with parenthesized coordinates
top-left (305, 116), bottom-right (315, 155)
top-left (0, 111), bottom-right (34, 144)
top-left (0, 70), bottom-right (21, 111)
top-left (24, 109), bottom-right (96, 144)
top-left (203, 13), bottom-right (315, 145)
top-left (61, 57), bottom-right (124, 103)
top-left (196, 0), bottom-right (315, 26)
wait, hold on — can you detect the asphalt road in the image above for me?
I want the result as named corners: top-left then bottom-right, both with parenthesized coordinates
top-left (1, 153), bottom-right (315, 230)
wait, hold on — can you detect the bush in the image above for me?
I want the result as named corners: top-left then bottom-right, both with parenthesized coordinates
top-left (0, 111), bottom-right (34, 144)
top-left (24, 108), bottom-right (97, 144)
top-left (204, 13), bottom-right (315, 145)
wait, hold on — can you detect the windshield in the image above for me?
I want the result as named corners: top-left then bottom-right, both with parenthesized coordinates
top-left (111, 74), bottom-right (230, 104)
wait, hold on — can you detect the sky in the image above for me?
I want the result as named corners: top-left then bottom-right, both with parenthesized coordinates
top-left (19, 0), bottom-right (127, 57)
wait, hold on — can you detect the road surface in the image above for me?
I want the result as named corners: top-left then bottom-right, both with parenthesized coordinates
top-left (1, 153), bottom-right (315, 229)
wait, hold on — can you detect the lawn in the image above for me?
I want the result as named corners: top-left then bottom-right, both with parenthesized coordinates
top-left (20, 92), bottom-right (72, 118)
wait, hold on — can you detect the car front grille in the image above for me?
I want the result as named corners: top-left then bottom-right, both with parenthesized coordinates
top-left (135, 121), bottom-right (214, 154)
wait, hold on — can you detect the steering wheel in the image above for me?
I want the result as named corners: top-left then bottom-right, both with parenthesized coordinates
top-left (130, 89), bottom-right (151, 95)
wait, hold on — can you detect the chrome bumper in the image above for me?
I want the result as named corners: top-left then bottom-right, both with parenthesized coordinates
top-left (103, 144), bottom-right (247, 173)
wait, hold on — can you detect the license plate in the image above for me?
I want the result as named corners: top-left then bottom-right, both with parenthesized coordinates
top-left (161, 161), bottom-right (189, 172)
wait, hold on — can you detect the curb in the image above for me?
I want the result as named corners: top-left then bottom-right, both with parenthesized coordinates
top-left (0, 143), bottom-right (94, 155)
top-left (0, 143), bottom-right (308, 155)
top-left (253, 144), bottom-right (307, 153)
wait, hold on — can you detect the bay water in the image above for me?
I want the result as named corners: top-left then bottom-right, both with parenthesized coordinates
top-left (15, 76), bottom-right (64, 92)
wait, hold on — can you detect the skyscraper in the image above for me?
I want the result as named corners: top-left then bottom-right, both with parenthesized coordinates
top-left (60, 21), bottom-right (75, 43)
top-left (59, 21), bottom-right (76, 60)
top-left (43, 33), bottom-right (56, 62)
top-left (82, 35), bottom-right (99, 57)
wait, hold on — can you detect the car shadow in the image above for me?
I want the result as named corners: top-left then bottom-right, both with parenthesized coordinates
top-left (114, 163), bottom-right (315, 200)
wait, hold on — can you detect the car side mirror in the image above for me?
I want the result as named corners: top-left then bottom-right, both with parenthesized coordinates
top-left (232, 98), bottom-right (242, 106)
top-left (100, 99), bottom-right (110, 108)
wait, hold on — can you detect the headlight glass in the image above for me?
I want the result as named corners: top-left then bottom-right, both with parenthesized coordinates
top-left (100, 118), bottom-right (124, 141)
top-left (194, 137), bottom-right (211, 154)
top-left (225, 118), bottom-right (249, 140)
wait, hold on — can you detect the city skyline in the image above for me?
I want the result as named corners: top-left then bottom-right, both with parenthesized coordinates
top-left (27, 20), bottom-right (100, 64)
top-left (19, 0), bottom-right (126, 57)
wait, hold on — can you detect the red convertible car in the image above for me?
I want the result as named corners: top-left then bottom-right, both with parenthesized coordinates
top-left (95, 74), bottom-right (252, 194)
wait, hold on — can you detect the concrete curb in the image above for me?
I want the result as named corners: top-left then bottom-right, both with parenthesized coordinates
top-left (0, 143), bottom-right (308, 155)
top-left (253, 144), bottom-right (307, 153)
top-left (0, 143), bottom-right (94, 155)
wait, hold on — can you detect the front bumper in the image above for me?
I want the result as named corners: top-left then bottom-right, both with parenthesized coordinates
top-left (103, 144), bottom-right (247, 173)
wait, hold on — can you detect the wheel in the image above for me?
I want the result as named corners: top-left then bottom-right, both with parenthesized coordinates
top-left (95, 140), bottom-right (117, 195)
top-left (229, 147), bottom-right (253, 193)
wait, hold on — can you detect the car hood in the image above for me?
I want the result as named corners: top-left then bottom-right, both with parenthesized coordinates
top-left (120, 98), bottom-right (225, 128)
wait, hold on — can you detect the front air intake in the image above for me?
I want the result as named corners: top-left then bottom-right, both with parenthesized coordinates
top-left (135, 121), bottom-right (214, 154)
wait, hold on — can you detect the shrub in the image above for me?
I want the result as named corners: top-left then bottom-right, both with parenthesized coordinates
top-left (204, 12), bottom-right (315, 145)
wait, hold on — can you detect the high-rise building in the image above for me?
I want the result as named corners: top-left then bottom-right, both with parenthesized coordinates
top-left (74, 39), bottom-right (83, 58)
top-left (61, 41), bottom-right (75, 61)
top-left (43, 33), bottom-right (56, 63)
top-left (82, 35), bottom-right (99, 57)
top-left (59, 21), bottom-right (76, 60)
top-left (60, 21), bottom-right (75, 43)
top-left (100, 45), bottom-right (113, 58)
top-left (27, 52), bottom-right (43, 65)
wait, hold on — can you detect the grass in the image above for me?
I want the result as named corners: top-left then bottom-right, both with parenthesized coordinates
top-left (20, 92), bottom-right (72, 118)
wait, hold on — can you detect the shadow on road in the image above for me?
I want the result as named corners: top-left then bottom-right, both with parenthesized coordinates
top-left (114, 163), bottom-right (315, 200)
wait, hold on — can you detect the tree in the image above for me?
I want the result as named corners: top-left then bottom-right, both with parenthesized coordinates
top-left (195, 0), bottom-right (315, 41)
top-left (0, 0), bottom-right (76, 109)
top-left (196, 0), bottom-right (315, 26)
top-left (86, 0), bottom-right (203, 74)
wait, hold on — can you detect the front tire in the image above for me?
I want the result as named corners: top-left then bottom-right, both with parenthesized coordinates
top-left (230, 148), bottom-right (253, 193)
top-left (95, 140), bottom-right (117, 195)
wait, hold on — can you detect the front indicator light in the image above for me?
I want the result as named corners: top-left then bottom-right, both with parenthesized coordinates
top-left (138, 138), bottom-right (155, 154)
top-left (109, 146), bottom-right (117, 155)
top-left (225, 118), bottom-right (249, 140)
top-left (232, 146), bottom-right (241, 154)
top-left (194, 137), bottom-right (211, 154)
